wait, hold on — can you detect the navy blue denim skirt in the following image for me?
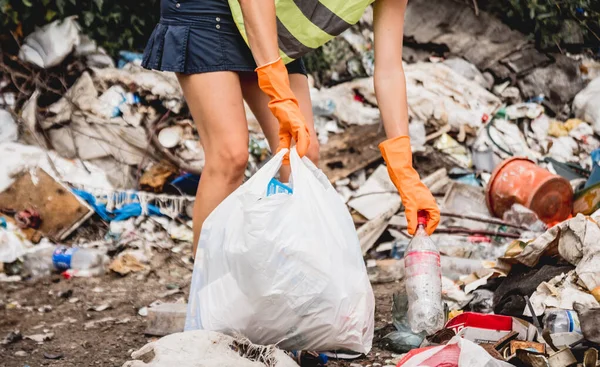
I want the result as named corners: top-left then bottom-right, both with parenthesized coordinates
top-left (142, 1), bottom-right (306, 75)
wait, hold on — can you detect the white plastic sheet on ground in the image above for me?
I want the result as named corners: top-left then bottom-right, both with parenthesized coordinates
top-left (0, 142), bottom-right (113, 193)
top-left (185, 148), bottom-right (375, 353)
top-left (123, 330), bottom-right (298, 367)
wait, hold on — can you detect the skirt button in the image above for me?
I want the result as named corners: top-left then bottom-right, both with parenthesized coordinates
top-left (175, 2), bottom-right (180, 8)
top-left (216, 24), bottom-right (221, 29)
top-left (216, 17), bottom-right (221, 22)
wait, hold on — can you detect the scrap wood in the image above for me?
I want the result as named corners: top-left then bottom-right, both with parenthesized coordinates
top-left (139, 161), bottom-right (178, 193)
top-left (320, 123), bottom-right (387, 184)
top-left (391, 225), bottom-right (522, 238)
top-left (442, 211), bottom-right (527, 230)
top-left (358, 200), bottom-right (402, 255)
top-left (0, 168), bottom-right (93, 241)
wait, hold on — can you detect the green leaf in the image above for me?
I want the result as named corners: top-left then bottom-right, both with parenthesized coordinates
top-left (42, 0), bottom-right (50, 5)
top-left (56, 0), bottom-right (65, 13)
top-left (45, 9), bottom-right (57, 21)
top-left (83, 11), bottom-right (94, 26)
top-left (94, 0), bottom-right (103, 10)
top-left (68, 0), bottom-right (76, 5)
top-left (97, 26), bottom-right (108, 37)
top-left (22, 0), bottom-right (32, 7)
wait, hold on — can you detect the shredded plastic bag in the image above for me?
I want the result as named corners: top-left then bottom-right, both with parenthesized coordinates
top-left (185, 148), bottom-right (375, 353)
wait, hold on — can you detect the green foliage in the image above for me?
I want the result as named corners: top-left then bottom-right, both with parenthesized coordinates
top-left (481, 0), bottom-right (600, 49)
top-left (0, 0), bottom-right (160, 55)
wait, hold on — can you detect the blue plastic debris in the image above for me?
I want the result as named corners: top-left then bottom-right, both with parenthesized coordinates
top-left (73, 189), bottom-right (163, 222)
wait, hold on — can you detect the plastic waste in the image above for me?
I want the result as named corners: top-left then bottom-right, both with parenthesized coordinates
top-left (466, 289), bottom-right (494, 314)
top-left (573, 77), bottom-right (600, 135)
top-left (543, 310), bottom-right (582, 334)
top-left (383, 290), bottom-right (426, 353)
top-left (266, 178), bottom-right (293, 196)
top-left (123, 330), bottom-right (298, 367)
top-left (19, 16), bottom-right (81, 68)
top-left (23, 244), bottom-right (107, 278)
top-left (405, 212), bottom-right (444, 335)
top-left (185, 148), bottom-right (375, 353)
top-left (434, 133), bottom-right (472, 168)
top-left (397, 335), bottom-right (513, 367)
top-left (409, 120), bottom-right (426, 150)
top-left (585, 148), bottom-right (600, 189)
top-left (502, 204), bottom-right (547, 233)
top-left (312, 98), bottom-right (336, 117)
top-left (0, 109), bottom-right (18, 143)
top-left (0, 227), bottom-right (29, 263)
top-left (472, 146), bottom-right (495, 172)
top-left (118, 51), bottom-right (144, 68)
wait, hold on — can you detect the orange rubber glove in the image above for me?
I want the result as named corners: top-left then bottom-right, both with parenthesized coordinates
top-left (256, 58), bottom-right (310, 165)
top-left (379, 135), bottom-right (440, 235)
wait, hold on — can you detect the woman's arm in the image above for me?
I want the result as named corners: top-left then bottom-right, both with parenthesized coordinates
top-left (235, 0), bottom-right (310, 160)
top-left (237, 0), bottom-right (280, 65)
top-left (373, 0), bottom-right (409, 138)
top-left (373, 0), bottom-right (440, 235)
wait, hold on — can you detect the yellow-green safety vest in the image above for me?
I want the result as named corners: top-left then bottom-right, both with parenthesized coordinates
top-left (228, 0), bottom-right (375, 64)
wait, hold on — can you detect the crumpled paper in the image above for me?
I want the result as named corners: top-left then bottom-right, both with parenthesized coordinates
top-left (503, 214), bottom-right (600, 293)
top-left (524, 270), bottom-right (599, 317)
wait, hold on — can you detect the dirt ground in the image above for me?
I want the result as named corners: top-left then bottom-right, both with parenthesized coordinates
top-left (0, 248), bottom-right (400, 367)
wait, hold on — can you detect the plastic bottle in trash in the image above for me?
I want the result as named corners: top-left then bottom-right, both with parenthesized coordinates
top-left (52, 246), bottom-right (107, 277)
top-left (405, 212), bottom-right (444, 335)
top-left (543, 310), bottom-right (582, 334)
top-left (23, 245), bottom-right (107, 278)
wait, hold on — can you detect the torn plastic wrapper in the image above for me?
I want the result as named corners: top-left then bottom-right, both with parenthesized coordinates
top-left (396, 335), bottom-right (513, 367)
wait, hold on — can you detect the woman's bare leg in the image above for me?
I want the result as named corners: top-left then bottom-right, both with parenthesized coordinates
top-left (177, 72), bottom-right (249, 255)
top-left (240, 72), bottom-right (319, 181)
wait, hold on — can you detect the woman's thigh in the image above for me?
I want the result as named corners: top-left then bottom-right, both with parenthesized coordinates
top-left (177, 71), bottom-right (249, 167)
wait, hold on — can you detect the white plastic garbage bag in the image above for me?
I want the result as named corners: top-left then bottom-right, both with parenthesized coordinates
top-left (185, 148), bottom-right (375, 353)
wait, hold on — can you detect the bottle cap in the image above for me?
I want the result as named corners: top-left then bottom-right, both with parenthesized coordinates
top-left (417, 211), bottom-right (428, 226)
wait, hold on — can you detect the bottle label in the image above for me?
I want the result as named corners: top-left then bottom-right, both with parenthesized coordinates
top-left (52, 246), bottom-right (78, 271)
top-left (266, 178), bottom-right (293, 196)
top-left (566, 310), bottom-right (581, 333)
top-left (405, 251), bottom-right (441, 278)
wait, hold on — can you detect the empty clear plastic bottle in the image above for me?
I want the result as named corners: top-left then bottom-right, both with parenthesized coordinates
top-left (543, 310), bottom-right (582, 334)
top-left (23, 245), bottom-right (107, 278)
top-left (53, 246), bottom-right (108, 277)
top-left (405, 212), bottom-right (444, 335)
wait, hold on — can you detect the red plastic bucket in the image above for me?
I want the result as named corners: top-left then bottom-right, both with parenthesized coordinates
top-left (485, 157), bottom-right (573, 224)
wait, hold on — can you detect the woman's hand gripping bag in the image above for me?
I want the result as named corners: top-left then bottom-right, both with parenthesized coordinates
top-left (185, 148), bottom-right (375, 353)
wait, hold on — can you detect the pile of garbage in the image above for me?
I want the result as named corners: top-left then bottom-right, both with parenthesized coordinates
top-left (1, 4), bottom-right (600, 367)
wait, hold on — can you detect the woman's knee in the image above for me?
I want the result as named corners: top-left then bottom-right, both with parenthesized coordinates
top-left (204, 146), bottom-right (249, 183)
